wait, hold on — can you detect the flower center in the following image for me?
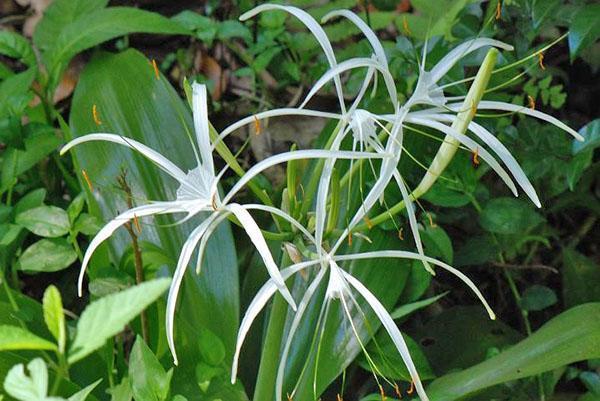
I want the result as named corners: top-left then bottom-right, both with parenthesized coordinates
top-left (176, 165), bottom-right (216, 202)
top-left (349, 109), bottom-right (377, 146)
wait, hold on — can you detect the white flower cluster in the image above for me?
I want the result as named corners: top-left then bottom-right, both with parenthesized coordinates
top-left (62, 4), bottom-right (582, 400)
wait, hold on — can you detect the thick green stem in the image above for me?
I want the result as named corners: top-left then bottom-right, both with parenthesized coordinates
top-left (253, 253), bottom-right (293, 401)
top-left (355, 48), bottom-right (499, 231)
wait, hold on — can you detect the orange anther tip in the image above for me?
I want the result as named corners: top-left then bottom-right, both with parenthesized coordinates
top-left (427, 213), bottom-right (437, 228)
top-left (254, 116), bottom-right (261, 135)
top-left (92, 104), bottom-right (102, 126)
top-left (402, 16), bottom-right (411, 36)
top-left (495, 1), bottom-right (502, 20)
top-left (398, 228), bottom-right (404, 240)
top-left (348, 231), bottom-right (353, 246)
top-left (81, 169), bottom-right (93, 192)
top-left (407, 380), bottom-right (415, 395)
top-left (538, 52), bottom-right (545, 70)
top-left (471, 147), bottom-right (480, 167)
top-left (364, 216), bottom-right (373, 229)
top-left (379, 384), bottom-right (387, 400)
top-left (527, 95), bottom-right (536, 110)
top-left (133, 214), bottom-right (142, 235)
top-left (151, 59), bottom-right (160, 79)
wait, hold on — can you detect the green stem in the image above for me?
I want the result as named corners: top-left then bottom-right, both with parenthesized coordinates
top-left (253, 253), bottom-right (293, 401)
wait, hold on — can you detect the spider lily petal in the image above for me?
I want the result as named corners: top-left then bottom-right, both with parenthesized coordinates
top-left (405, 116), bottom-right (519, 196)
top-left (231, 260), bottom-right (321, 383)
top-left (223, 149), bottom-right (391, 204)
top-left (166, 213), bottom-right (220, 365)
top-left (77, 202), bottom-right (191, 296)
top-left (334, 250), bottom-right (495, 319)
top-left (461, 101), bottom-right (584, 141)
top-left (322, 10), bottom-right (398, 108)
top-left (227, 203), bottom-right (297, 310)
top-left (422, 113), bottom-right (541, 207)
top-left (340, 269), bottom-right (430, 401)
top-left (192, 83), bottom-right (215, 176)
top-left (241, 4), bottom-right (346, 113)
top-left (60, 133), bottom-right (188, 183)
top-left (214, 108), bottom-right (342, 150)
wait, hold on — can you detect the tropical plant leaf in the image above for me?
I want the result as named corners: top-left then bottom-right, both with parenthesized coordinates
top-left (0, 325), bottom-right (57, 352)
top-left (426, 303), bottom-right (600, 401)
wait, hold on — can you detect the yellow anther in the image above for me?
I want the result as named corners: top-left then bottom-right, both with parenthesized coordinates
top-left (407, 380), bottom-right (414, 395)
top-left (254, 116), bottom-right (261, 135)
top-left (336, 394), bottom-right (343, 401)
top-left (398, 228), bottom-right (404, 240)
top-left (379, 384), bottom-right (387, 400)
top-left (348, 231), bottom-right (353, 247)
top-left (471, 147), bottom-right (480, 167)
top-left (527, 95), bottom-right (536, 110)
top-left (133, 213), bottom-right (142, 235)
top-left (495, 1), bottom-right (502, 20)
top-left (211, 193), bottom-right (218, 211)
top-left (426, 213), bottom-right (437, 228)
top-left (92, 104), bottom-right (102, 126)
top-left (364, 216), bottom-right (373, 229)
top-left (151, 59), bottom-right (160, 79)
top-left (81, 169), bottom-right (93, 192)
top-left (394, 383), bottom-right (402, 398)
top-left (286, 393), bottom-right (293, 401)
top-left (538, 52), bottom-right (545, 70)
top-left (402, 16), bottom-right (411, 36)
top-left (470, 100), bottom-right (477, 116)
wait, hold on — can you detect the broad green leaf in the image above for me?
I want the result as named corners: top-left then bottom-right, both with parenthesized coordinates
top-left (573, 119), bottom-right (600, 154)
top-left (69, 49), bottom-right (239, 372)
top-left (0, 68), bottom-right (35, 120)
top-left (13, 189), bottom-right (47, 217)
top-left (45, 7), bottom-right (189, 84)
top-left (568, 5), bottom-right (600, 60)
top-left (426, 303), bottom-right (600, 401)
top-left (107, 377), bottom-right (132, 401)
top-left (396, 0), bottom-right (474, 40)
top-left (72, 214), bottom-right (102, 236)
top-left (67, 194), bottom-right (86, 225)
top-left (479, 197), bottom-right (544, 235)
top-left (0, 325), bottom-right (56, 351)
top-left (33, 0), bottom-right (109, 52)
top-left (532, 0), bottom-right (560, 30)
top-left (520, 285), bottom-right (558, 312)
top-left (42, 285), bottom-right (66, 353)
top-left (562, 248), bottom-right (600, 308)
top-left (0, 224), bottom-right (24, 267)
top-left (420, 225), bottom-right (453, 264)
top-left (454, 234), bottom-right (500, 267)
top-left (18, 239), bottom-right (77, 273)
top-left (129, 336), bottom-right (172, 401)
top-left (198, 328), bottom-right (226, 366)
top-left (0, 31), bottom-right (35, 67)
top-left (68, 278), bottom-right (170, 364)
top-left (16, 206), bottom-right (70, 238)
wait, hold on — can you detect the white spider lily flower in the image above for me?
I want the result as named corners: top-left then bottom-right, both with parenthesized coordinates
top-left (231, 243), bottom-right (496, 401)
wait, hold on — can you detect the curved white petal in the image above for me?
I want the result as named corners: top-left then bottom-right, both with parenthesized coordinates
top-left (299, 58), bottom-right (395, 110)
top-left (214, 108), bottom-right (342, 150)
top-left (322, 10), bottom-right (398, 109)
top-left (231, 260), bottom-right (320, 383)
top-left (341, 270), bottom-right (430, 401)
top-left (223, 149), bottom-right (390, 204)
top-left (227, 204), bottom-right (296, 311)
top-left (240, 4), bottom-right (346, 113)
top-left (192, 83), bottom-right (215, 176)
top-left (61, 133), bottom-right (187, 183)
top-left (430, 39), bottom-right (513, 83)
top-left (167, 213), bottom-right (220, 365)
top-left (392, 169), bottom-right (434, 274)
top-left (424, 113), bottom-right (541, 207)
top-left (405, 116), bottom-right (519, 196)
top-left (195, 211), bottom-right (232, 274)
top-left (466, 101), bottom-right (584, 141)
top-left (78, 202), bottom-right (189, 296)
top-left (334, 250), bottom-right (495, 319)
top-left (275, 267), bottom-right (328, 401)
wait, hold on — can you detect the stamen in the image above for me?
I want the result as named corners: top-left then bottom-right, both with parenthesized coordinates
top-left (254, 116), bottom-right (261, 135)
top-left (538, 52), bottom-right (545, 70)
top-left (402, 16), bottom-right (411, 36)
top-left (427, 212), bottom-right (437, 228)
top-left (495, 0), bottom-right (502, 20)
top-left (348, 231), bottom-right (353, 247)
top-left (398, 228), bottom-right (404, 240)
top-left (286, 393), bottom-right (293, 401)
top-left (81, 169), bottom-right (93, 191)
top-left (470, 100), bottom-right (477, 116)
top-left (151, 59), bottom-right (160, 79)
top-left (527, 95), bottom-right (536, 110)
top-left (133, 213), bottom-right (142, 234)
top-left (211, 193), bottom-right (218, 210)
top-left (337, 394), bottom-right (343, 401)
top-left (471, 147), bottom-right (480, 167)
top-left (364, 216), bottom-right (373, 229)
top-left (379, 384), bottom-right (387, 401)
top-left (394, 383), bottom-right (402, 399)
top-left (407, 380), bottom-right (415, 395)
top-left (92, 104), bottom-right (102, 126)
